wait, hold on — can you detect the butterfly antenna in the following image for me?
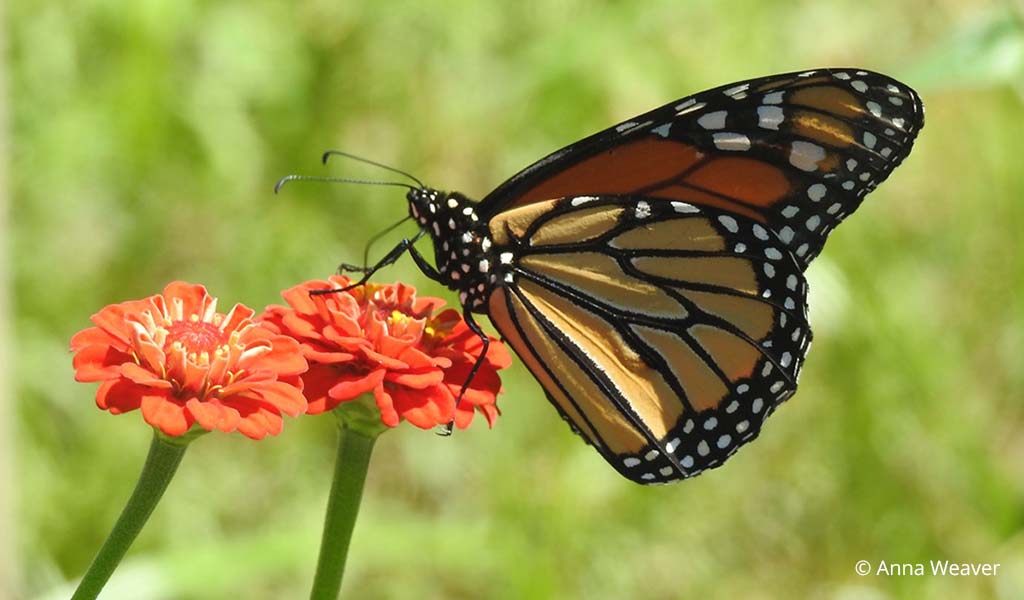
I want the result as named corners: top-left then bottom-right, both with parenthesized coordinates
top-left (322, 150), bottom-right (426, 189)
top-left (274, 175), bottom-right (416, 194)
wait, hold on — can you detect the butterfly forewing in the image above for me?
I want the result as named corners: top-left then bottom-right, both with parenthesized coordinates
top-left (485, 196), bottom-right (811, 483)
top-left (479, 68), bottom-right (924, 268)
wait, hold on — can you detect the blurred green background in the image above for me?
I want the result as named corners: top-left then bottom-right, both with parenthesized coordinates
top-left (5, 0), bottom-right (1024, 598)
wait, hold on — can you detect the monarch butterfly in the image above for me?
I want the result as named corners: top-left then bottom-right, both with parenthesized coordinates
top-left (289, 68), bottom-right (924, 484)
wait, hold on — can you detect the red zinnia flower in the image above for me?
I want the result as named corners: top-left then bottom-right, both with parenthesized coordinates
top-left (70, 282), bottom-right (308, 439)
top-left (259, 276), bottom-right (512, 429)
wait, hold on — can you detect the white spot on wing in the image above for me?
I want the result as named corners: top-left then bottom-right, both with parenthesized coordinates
top-left (757, 105), bottom-right (784, 130)
top-left (697, 110), bottom-right (728, 130)
top-left (671, 201), bottom-right (699, 213)
top-left (674, 98), bottom-right (696, 111)
top-left (570, 196), bottom-right (598, 207)
top-left (651, 123), bottom-right (672, 137)
top-left (723, 83), bottom-right (750, 97)
top-left (676, 100), bottom-right (706, 115)
top-left (789, 141), bottom-right (826, 171)
top-left (713, 132), bottom-right (751, 151)
top-left (718, 215), bottom-right (739, 233)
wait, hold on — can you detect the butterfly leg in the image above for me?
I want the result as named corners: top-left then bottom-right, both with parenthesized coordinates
top-left (312, 230), bottom-right (428, 296)
top-left (439, 309), bottom-right (490, 436)
top-left (337, 216), bottom-right (417, 275)
top-left (407, 244), bottom-right (444, 283)
top-left (336, 262), bottom-right (371, 274)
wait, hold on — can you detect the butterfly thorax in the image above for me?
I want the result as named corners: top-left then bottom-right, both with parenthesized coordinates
top-left (406, 188), bottom-right (500, 311)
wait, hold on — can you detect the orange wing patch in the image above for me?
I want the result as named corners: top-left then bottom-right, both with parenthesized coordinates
top-left (511, 138), bottom-right (705, 208)
top-left (529, 205), bottom-right (624, 246)
top-left (790, 111), bottom-right (856, 149)
top-left (521, 252), bottom-right (689, 320)
top-left (492, 287), bottom-right (655, 454)
top-left (610, 217), bottom-right (725, 252)
top-left (790, 85), bottom-right (865, 119)
top-left (629, 323), bottom-right (728, 412)
top-left (682, 157), bottom-right (792, 208)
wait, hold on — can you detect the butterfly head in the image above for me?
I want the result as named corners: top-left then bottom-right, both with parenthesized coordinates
top-left (406, 187), bottom-right (499, 311)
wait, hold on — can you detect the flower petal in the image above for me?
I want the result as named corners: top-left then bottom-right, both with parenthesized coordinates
top-left (96, 378), bottom-right (145, 414)
top-left (88, 298), bottom-right (154, 347)
top-left (186, 397), bottom-right (241, 433)
top-left (384, 368), bottom-right (443, 389)
top-left (372, 383), bottom-right (401, 428)
top-left (73, 344), bottom-right (135, 382)
top-left (232, 404), bottom-right (284, 439)
top-left (328, 368), bottom-right (386, 403)
top-left (246, 381), bottom-right (308, 417)
top-left (162, 281), bottom-right (210, 319)
top-left (141, 391), bottom-right (193, 436)
top-left (69, 327), bottom-right (119, 352)
top-left (239, 331), bottom-right (308, 376)
top-left (119, 363), bottom-right (173, 388)
top-left (389, 384), bottom-right (453, 429)
top-left (220, 302), bottom-right (255, 333)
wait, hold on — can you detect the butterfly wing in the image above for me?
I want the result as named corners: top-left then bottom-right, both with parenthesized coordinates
top-left (479, 68), bottom-right (924, 268)
top-left (485, 195), bottom-right (810, 483)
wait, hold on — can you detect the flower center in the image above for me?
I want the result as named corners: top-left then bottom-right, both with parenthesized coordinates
top-left (163, 316), bottom-right (226, 355)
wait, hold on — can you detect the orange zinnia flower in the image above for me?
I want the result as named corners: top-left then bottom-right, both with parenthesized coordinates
top-left (70, 282), bottom-right (308, 439)
top-left (259, 276), bottom-right (512, 429)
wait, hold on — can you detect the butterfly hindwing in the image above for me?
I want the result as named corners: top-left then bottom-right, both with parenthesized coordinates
top-left (479, 68), bottom-right (924, 268)
top-left (485, 195), bottom-right (811, 483)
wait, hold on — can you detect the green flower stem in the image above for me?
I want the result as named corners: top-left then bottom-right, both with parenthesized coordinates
top-left (72, 430), bottom-right (193, 600)
top-left (310, 396), bottom-right (387, 600)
